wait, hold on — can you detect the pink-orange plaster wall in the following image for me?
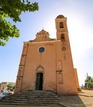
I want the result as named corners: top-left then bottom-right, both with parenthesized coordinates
top-left (15, 15), bottom-right (79, 95)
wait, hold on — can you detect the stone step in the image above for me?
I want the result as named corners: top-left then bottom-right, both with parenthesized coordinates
top-left (0, 91), bottom-right (67, 107)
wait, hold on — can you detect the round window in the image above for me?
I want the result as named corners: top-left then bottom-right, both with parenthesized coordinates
top-left (39, 47), bottom-right (45, 53)
top-left (62, 47), bottom-right (66, 51)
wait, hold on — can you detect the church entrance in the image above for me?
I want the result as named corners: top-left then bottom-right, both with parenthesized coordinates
top-left (35, 73), bottom-right (43, 90)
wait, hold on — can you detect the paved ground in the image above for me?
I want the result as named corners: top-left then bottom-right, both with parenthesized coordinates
top-left (59, 89), bottom-right (93, 107)
top-left (0, 104), bottom-right (65, 107)
top-left (0, 105), bottom-right (67, 107)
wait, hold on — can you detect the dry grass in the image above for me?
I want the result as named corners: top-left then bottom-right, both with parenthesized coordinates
top-left (59, 89), bottom-right (93, 107)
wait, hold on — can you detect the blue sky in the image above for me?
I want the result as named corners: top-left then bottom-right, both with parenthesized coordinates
top-left (0, 0), bottom-right (93, 86)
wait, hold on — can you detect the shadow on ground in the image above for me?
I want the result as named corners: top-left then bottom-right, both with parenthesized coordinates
top-left (59, 95), bottom-right (86, 107)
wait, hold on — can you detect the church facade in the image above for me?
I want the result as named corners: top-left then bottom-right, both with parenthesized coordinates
top-left (14, 15), bottom-right (79, 95)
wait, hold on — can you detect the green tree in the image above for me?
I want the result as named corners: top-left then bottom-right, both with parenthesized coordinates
top-left (85, 75), bottom-right (93, 89)
top-left (7, 84), bottom-right (15, 91)
top-left (88, 82), bottom-right (93, 88)
top-left (0, 0), bottom-right (38, 46)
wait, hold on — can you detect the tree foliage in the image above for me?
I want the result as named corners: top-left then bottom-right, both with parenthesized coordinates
top-left (0, 0), bottom-right (38, 46)
top-left (7, 84), bottom-right (15, 91)
top-left (85, 75), bottom-right (93, 89)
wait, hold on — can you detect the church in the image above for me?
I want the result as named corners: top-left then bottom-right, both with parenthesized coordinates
top-left (14, 15), bottom-right (79, 95)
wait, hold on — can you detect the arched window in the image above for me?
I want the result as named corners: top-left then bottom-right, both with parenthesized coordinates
top-left (61, 34), bottom-right (65, 41)
top-left (59, 22), bottom-right (64, 28)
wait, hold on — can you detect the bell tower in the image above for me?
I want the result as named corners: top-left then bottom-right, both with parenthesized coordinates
top-left (55, 15), bottom-right (68, 40)
top-left (55, 15), bottom-right (79, 94)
